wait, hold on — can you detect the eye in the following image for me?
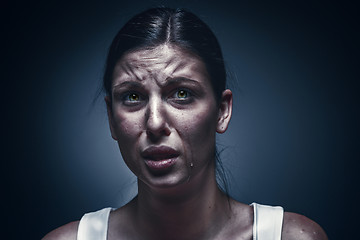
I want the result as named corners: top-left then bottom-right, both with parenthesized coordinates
top-left (120, 92), bottom-right (144, 106)
top-left (128, 93), bottom-right (140, 102)
top-left (176, 90), bottom-right (188, 99)
top-left (169, 89), bottom-right (194, 105)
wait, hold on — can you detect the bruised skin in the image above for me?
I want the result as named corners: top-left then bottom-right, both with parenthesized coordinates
top-left (107, 44), bottom-right (230, 192)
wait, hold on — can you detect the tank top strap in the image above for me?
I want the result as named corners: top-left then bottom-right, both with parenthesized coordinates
top-left (251, 203), bottom-right (284, 240)
top-left (77, 207), bottom-right (112, 240)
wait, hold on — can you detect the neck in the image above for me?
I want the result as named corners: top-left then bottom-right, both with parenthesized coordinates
top-left (133, 164), bottom-right (231, 240)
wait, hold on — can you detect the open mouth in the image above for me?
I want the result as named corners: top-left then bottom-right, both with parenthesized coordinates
top-left (141, 146), bottom-right (180, 171)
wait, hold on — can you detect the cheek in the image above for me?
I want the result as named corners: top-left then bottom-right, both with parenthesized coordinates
top-left (112, 110), bottom-right (144, 157)
top-left (113, 111), bottom-right (145, 174)
top-left (175, 106), bottom-right (218, 152)
top-left (113, 111), bottom-right (144, 139)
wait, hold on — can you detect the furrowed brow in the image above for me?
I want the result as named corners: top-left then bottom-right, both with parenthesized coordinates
top-left (112, 81), bottom-right (143, 91)
top-left (169, 60), bottom-right (188, 75)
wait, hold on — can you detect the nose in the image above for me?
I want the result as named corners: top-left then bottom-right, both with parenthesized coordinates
top-left (145, 96), bottom-right (170, 140)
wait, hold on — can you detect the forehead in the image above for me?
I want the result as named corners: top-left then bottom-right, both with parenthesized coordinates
top-left (112, 44), bottom-right (209, 85)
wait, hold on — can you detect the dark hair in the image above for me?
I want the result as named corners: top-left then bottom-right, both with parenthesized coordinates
top-left (103, 7), bottom-right (226, 103)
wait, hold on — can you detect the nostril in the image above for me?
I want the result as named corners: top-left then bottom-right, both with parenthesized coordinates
top-left (145, 115), bottom-right (171, 140)
top-left (146, 119), bottom-right (170, 136)
top-left (146, 127), bottom-right (170, 142)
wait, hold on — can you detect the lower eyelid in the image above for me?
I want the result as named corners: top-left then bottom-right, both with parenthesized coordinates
top-left (170, 97), bottom-right (194, 105)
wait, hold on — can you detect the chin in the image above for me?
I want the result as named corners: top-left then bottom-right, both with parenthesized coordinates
top-left (140, 170), bottom-right (191, 190)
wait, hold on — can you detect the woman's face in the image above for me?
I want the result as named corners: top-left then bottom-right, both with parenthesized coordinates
top-left (106, 44), bottom-right (232, 189)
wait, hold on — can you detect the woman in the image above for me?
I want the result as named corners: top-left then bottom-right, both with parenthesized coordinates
top-left (43, 7), bottom-right (328, 240)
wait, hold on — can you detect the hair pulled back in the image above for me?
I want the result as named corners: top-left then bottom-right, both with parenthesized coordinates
top-left (103, 7), bottom-right (226, 102)
top-left (103, 7), bottom-right (230, 195)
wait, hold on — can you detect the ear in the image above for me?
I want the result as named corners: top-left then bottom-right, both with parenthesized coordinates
top-left (216, 89), bottom-right (233, 133)
top-left (105, 96), bottom-right (118, 141)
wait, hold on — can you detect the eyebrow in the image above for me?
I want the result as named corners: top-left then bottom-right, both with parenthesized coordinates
top-left (112, 81), bottom-right (143, 91)
top-left (162, 77), bottom-right (201, 88)
top-left (112, 77), bottom-right (202, 95)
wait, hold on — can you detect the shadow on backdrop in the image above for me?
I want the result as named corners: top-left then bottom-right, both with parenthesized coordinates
top-left (4, 0), bottom-right (358, 239)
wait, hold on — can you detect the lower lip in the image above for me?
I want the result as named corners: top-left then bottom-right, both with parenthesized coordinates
top-left (144, 158), bottom-right (176, 171)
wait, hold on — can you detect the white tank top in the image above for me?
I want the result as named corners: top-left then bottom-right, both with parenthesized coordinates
top-left (77, 203), bottom-right (284, 240)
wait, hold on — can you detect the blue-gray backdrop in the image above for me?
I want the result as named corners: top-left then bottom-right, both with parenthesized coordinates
top-left (4, 0), bottom-right (358, 239)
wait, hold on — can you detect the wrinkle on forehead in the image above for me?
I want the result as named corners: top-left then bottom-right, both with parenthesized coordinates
top-left (112, 44), bottom-right (207, 87)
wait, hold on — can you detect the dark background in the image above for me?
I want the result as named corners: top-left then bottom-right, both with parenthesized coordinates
top-left (4, 0), bottom-right (359, 239)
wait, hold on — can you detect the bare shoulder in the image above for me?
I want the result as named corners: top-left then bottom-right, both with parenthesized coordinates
top-left (42, 221), bottom-right (79, 240)
top-left (282, 212), bottom-right (328, 240)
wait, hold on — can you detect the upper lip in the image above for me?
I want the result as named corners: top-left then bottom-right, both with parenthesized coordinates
top-left (141, 146), bottom-right (179, 161)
